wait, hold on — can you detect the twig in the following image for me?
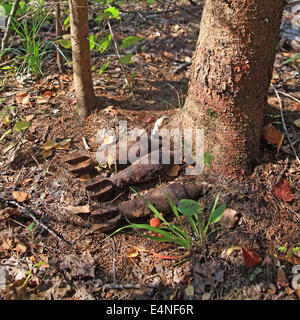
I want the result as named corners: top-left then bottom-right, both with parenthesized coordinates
top-left (1, 0), bottom-right (20, 60)
top-left (277, 90), bottom-right (300, 104)
top-left (272, 85), bottom-right (300, 164)
top-left (8, 200), bottom-right (72, 245)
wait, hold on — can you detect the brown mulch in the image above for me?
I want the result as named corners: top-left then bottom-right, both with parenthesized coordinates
top-left (0, 1), bottom-right (299, 300)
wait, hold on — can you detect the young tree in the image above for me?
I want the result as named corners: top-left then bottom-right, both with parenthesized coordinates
top-left (69, 0), bottom-right (97, 120)
top-left (172, 0), bottom-right (285, 177)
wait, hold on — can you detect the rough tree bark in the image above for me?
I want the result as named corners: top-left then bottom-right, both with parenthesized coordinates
top-left (172, 0), bottom-right (285, 177)
top-left (69, 0), bottom-right (96, 119)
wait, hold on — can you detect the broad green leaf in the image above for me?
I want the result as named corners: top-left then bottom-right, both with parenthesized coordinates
top-left (58, 39), bottom-right (72, 49)
top-left (103, 7), bottom-right (120, 20)
top-left (177, 199), bottom-right (201, 217)
top-left (89, 34), bottom-right (96, 52)
top-left (120, 36), bottom-right (144, 49)
top-left (119, 53), bottom-right (133, 65)
top-left (210, 203), bottom-right (226, 223)
top-left (99, 59), bottom-right (110, 76)
top-left (14, 120), bottom-right (30, 132)
top-left (97, 34), bottom-right (112, 53)
top-left (63, 16), bottom-right (70, 31)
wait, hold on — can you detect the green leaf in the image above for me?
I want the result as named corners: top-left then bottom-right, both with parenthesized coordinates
top-left (58, 39), bottom-right (72, 49)
top-left (0, 128), bottom-right (12, 141)
top-left (99, 7), bottom-right (120, 20)
top-left (177, 199), bottom-right (201, 217)
top-left (97, 34), bottom-right (112, 53)
top-left (210, 203), bottom-right (226, 224)
top-left (120, 36), bottom-right (144, 49)
top-left (204, 152), bottom-right (213, 165)
top-left (63, 16), bottom-right (70, 31)
top-left (119, 53), bottom-right (133, 65)
top-left (27, 222), bottom-right (35, 231)
top-left (14, 120), bottom-right (30, 132)
top-left (89, 34), bottom-right (96, 52)
top-left (99, 59), bottom-right (110, 76)
top-left (281, 52), bottom-right (300, 65)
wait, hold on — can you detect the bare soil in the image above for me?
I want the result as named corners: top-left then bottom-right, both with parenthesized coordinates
top-left (0, 1), bottom-right (299, 300)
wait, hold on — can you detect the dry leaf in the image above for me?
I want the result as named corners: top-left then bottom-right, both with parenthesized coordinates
top-left (262, 124), bottom-right (283, 145)
top-left (14, 242), bottom-right (27, 254)
top-left (16, 91), bottom-right (31, 105)
top-left (294, 119), bottom-right (300, 128)
top-left (218, 208), bottom-right (239, 228)
top-left (0, 207), bottom-right (14, 220)
top-left (150, 251), bottom-right (181, 260)
top-left (25, 114), bottom-right (34, 122)
top-left (35, 96), bottom-right (49, 104)
top-left (272, 179), bottom-right (294, 202)
top-left (12, 191), bottom-right (31, 202)
top-left (54, 139), bottom-right (71, 150)
top-left (41, 149), bottom-right (53, 159)
top-left (43, 141), bottom-right (58, 150)
top-left (65, 205), bottom-right (90, 215)
top-left (167, 164), bottom-right (181, 177)
top-left (290, 102), bottom-right (300, 111)
top-left (277, 268), bottom-right (289, 289)
top-left (126, 248), bottom-right (139, 259)
top-left (241, 247), bottom-right (262, 267)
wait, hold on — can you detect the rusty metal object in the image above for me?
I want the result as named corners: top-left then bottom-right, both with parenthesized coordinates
top-left (90, 182), bottom-right (207, 232)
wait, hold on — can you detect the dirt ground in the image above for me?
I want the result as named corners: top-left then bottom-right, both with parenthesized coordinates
top-left (0, 1), bottom-right (299, 300)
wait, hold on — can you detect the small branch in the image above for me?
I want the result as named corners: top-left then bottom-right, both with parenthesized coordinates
top-left (272, 85), bottom-right (300, 164)
top-left (8, 200), bottom-right (72, 245)
top-left (1, 0), bottom-right (20, 60)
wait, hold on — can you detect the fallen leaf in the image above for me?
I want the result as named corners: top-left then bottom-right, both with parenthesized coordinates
top-left (218, 208), bottom-right (239, 228)
top-left (126, 248), bottom-right (139, 258)
top-left (25, 114), bottom-right (34, 122)
top-left (54, 139), bottom-right (71, 150)
top-left (35, 96), bottom-right (49, 104)
top-left (262, 124), bottom-right (283, 145)
top-left (277, 268), bottom-right (289, 289)
top-left (290, 102), bottom-right (300, 111)
top-left (241, 247), bottom-right (262, 267)
top-left (14, 242), bottom-right (27, 254)
top-left (40, 149), bottom-right (53, 159)
top-left (16, 91), bottom-right (31, 105)
top-left (272, 179), bottom-right (294, 202)
top-left (65, 205), bottom-right (90, 215)
top-left (43, 90), bottom-right (55, 97)
top-left (185, 284), bottom-right (194, 296)
top-left (0, 207), bottom-right (15, 220)
top-left (150, 251), bottom-right (181, 260)
top-left (294, 118), bottom-right (300, 128)
top-left (60, 74), bottom-right (73, 82)
top-left (43, 141), bottom-right (58, 150)
top-left (167, 164), bottom-right (181, 177)
top-left (12, 191), bottom-right (31, 202)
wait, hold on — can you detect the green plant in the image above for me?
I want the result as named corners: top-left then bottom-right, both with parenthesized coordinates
top-left (9, 11), bottom-right (51, 76)
top-left (105, 189), bottom-right (226, 251)
top-left (279, 243), bottom-right (300, 257)
top-left (22, 261), bottom-right (46, 288)
top-left (281, 52), bottom-right (300, 66)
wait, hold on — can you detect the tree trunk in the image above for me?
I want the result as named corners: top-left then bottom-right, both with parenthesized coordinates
top-left (69, 0), bottom-right (96, 119)
top-left (172, 0), bottom-right (285, 177)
